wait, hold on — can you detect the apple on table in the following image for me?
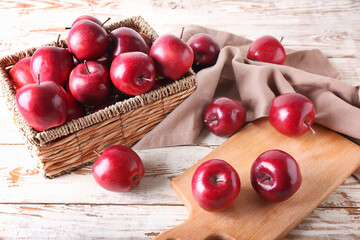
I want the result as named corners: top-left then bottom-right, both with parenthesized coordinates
top-left (92, 145), bottom-right (145, 192)
top-left (269, 92), bottom-right (316, 137)
top-left (204, 97), bottom-right (247, 137)
top-left (187, 33), bottom-right (220, 72)
top-left (247, 35), bottom-right (286, 65)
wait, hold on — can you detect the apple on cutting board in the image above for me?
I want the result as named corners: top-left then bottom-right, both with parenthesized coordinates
top-left (191, 159), bottom-right (241, 212)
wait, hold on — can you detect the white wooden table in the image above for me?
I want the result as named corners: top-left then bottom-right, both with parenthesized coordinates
top-left (0, 1), bottom-right (359, 239)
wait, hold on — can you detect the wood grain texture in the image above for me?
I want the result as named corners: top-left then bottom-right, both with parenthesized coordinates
top-left (0, 0), bottom-right (359, 239)
top-left (0, 204), bottom-right (358, 240)
top-left (156, 119), bottom-right (360, 239)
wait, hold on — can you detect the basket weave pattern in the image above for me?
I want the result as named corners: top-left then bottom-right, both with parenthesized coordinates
top-left (0, 16), bottom-right (196, 178)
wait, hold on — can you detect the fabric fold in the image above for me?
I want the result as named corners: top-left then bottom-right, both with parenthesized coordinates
top-left (133, 25), bottom-right (360, 150)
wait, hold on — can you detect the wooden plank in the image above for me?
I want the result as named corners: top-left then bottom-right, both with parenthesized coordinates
top-left (0, 204), bottom-right (358, 239)
top-left (0, 144), bottom-right (211, 204)
top-left (1, 23), bottom-right (359, 58)
top-left (0, 204), bottom-right (188, 240)
top-left (0, 144), bottom-right (359, 208)
top-left (0, 1), bottom-right (358, 57)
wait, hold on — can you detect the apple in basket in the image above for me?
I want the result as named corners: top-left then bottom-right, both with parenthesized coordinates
top-left (9, 57), bottom-right (35, 90)
top-left (92, 145), bottom-right (145, 192)
top-left (16, 76), bottom-right (68, 131)
top-left (64, 90), bottom-right (86, 122)
top-left (110, 52), bottom-right (156, 95)
top-left (71, 15), bottom-right (103, 28)
top-left (69, 60), bottom-right (111, 106)
top-left (150, 28), bottom-right (194, 81)
top-left (67, 19), bottom-right (110, 61)
top-left (30, 41), bottom-right (74, 86)
top-left (108, 27), bottom-right (150, 60)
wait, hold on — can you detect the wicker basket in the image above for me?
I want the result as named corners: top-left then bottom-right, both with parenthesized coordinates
top-left (0, 16), bottom-right (196, 178)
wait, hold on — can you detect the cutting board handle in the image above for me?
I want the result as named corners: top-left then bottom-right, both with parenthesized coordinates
top-left (155, 216), bottom-right (235, 240)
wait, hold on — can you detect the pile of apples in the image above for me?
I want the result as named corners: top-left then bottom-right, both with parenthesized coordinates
top-left (195, 35), bottom-right (316, 211)
top-left (11, 15), bottom-right (222, 132)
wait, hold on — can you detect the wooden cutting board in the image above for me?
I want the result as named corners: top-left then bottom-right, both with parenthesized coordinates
top-left (155, 118), bottom-right (360, 240)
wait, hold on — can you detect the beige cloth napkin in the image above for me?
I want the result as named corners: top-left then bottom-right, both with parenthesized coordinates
top-left (133, 25), bottom-right (360, 178)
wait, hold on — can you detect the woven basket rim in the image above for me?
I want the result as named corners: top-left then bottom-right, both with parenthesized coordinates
top-left (0, 16), bottom-right (196, 147)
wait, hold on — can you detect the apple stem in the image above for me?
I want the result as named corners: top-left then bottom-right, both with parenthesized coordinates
top-left (101, 17), bottom-right (111, 27)
top-left (305, 122), bottom-right (316, 135)
top-left (84, 60), bottom-right (91, 74)
top-left (132, 175), bottom-right (139, 182)
top-left (65, 27), bottom-right (71, 30)
top-left (93, 150), bottom-right (101, 157)
top-left (56, 34), bottom-right (61, 47)
top-left (180, 27), bottom-right (185, 40)
top-left (139, 76), bottom-right (153, 82)
top-left (204, 118), bottom-right (217, 123)
top-left (258, 176), bottom-right (271, 184)
top-left (37, 74), bottom-right (40, 85)
top-left (216, 178), bottom-right (227, 183)
top-left (280, 36), bottom-right (284, 43)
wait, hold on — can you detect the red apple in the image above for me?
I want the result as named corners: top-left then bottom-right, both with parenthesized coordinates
top-left (187, 33), bottom-right (220, 72)
top-left (92, 145), bottom-right (145, 192)
top-left (30, 46), bottom-right (74, 86)
top-left (269, 92), bottom-right (315, 137)
top-left (150, 34), bottom-right (194, 81)
top-left (71, 15), bottom-right (102, 27)
top-left (110, 52), bottom-right (155, 95)
top-left (192, 159), bottom-right (241, 212)
top-left (247, 35), bottom-right (286, 65)
top-left (65, 91), bottom-right (86, 122)
top-left (204, 97), bottom-right (247, 137)
top-left (109, 27), bottom-right (149, 60)
top-left (251, 149), bottom-right (302, 202)
top-left (69, 61), bottom-right (110, 106)
top-left (67, 20), bottom-right (110, 61)
top-left (16, 79), bottom-right (68, 131)
top-left (9, 57), bottom-right (35, 90)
